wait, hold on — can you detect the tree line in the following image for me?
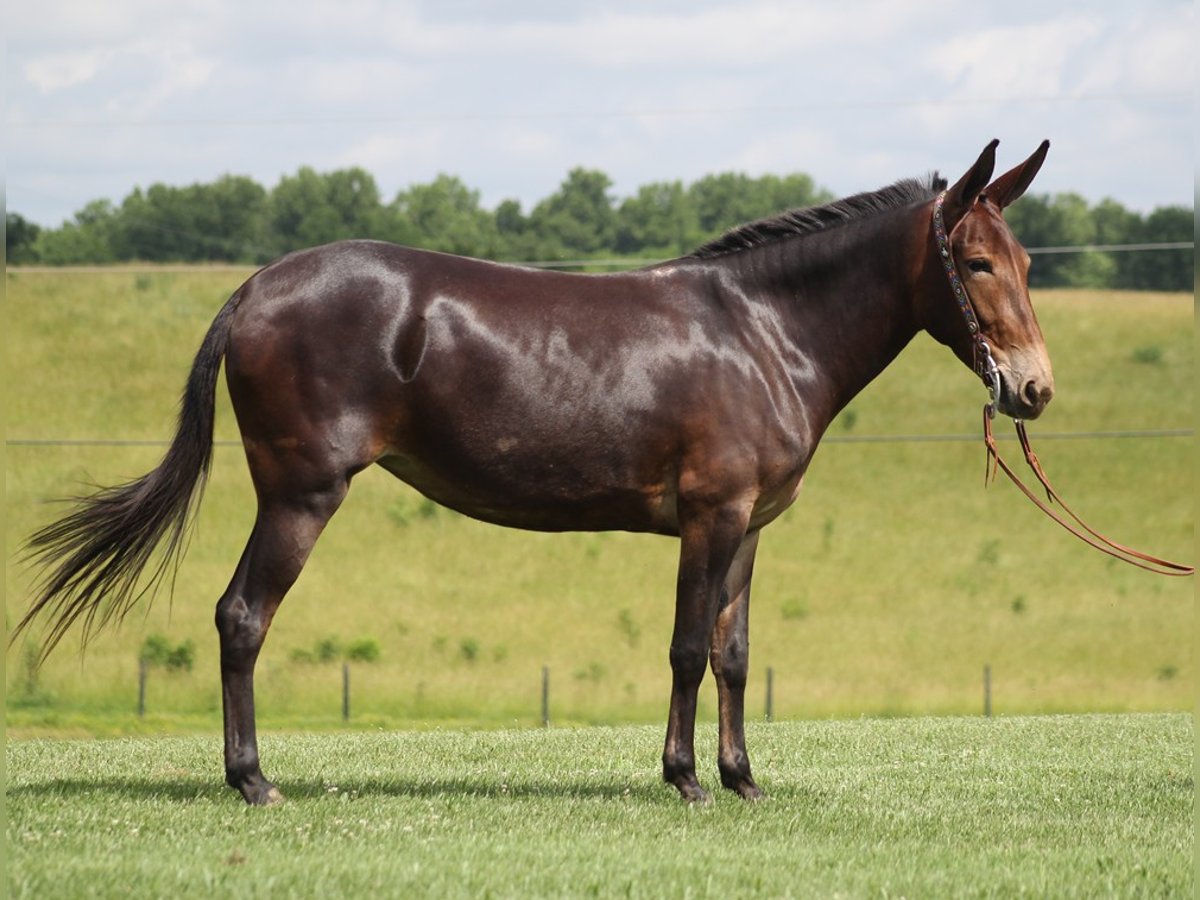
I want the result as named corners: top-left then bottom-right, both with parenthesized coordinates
top-left (6, 166), bottom-right (1192, 290)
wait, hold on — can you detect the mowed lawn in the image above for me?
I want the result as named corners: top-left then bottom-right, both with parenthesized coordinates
top-left (6, 714), bottom-right (1193, 898)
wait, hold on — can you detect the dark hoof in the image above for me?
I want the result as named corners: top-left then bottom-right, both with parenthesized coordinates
top-left (720, 768), bottom-right (764, 801)
top-left (734, 781), bottom-right (765, 801)
top-left (671, 777), bottom-right (711, 804)
top-left (236, 779), bottom-right (284, 806)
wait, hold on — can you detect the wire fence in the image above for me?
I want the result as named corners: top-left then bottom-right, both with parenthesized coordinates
top-left (6, 240), bottom-right (1194, 273)
top-left (5, 429), bottom-right (1191, 451)
top-left (119, 660), bottom-right (1047, 723)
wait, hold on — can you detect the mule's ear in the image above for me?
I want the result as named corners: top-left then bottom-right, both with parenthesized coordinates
top-left (984, 139), bottom-right (1050, 209)
top-left (940, 139), bottom-right (999, 230)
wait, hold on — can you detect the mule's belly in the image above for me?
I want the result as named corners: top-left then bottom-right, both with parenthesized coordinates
top-left (376, 450), bottom-right (681, 535)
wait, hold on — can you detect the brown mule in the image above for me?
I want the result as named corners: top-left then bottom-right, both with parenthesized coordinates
top-left (15, 141), bottom-right (1054, 804)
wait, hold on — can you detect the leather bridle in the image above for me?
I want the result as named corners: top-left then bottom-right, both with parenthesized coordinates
top-left (933, 190), bottom-right (1003, 410)
top-left (933, 191), bottom-right (1192, 577)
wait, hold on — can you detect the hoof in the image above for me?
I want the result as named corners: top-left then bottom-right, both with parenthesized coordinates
top-left (724, 775), bottom-right (764, 801)
top-left (720, 765), bottom-right (764, 801)
top-left (735, 782), bottom-right (765, 801)
top-left (672, 778), bottom-right (711, 804)
top-left (261, 786), bottom-right (285, 806)
top-left (238, 780), bottom-right (284, 806)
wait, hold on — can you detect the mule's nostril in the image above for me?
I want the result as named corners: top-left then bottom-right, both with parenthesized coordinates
top-left (1023, 380), bottom-right (1053, 409)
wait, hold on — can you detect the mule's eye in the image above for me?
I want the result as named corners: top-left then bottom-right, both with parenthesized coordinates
top-left (967, 258), bottom-right (993, 274)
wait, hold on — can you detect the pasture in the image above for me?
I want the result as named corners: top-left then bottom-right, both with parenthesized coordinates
top-left (4, 270), bottom-right (1193, 735)
top-left (6, 714), bottom-right (1192, 897)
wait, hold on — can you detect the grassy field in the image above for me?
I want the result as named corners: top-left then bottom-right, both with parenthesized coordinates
top-left (4, 269), bottom-right (1194, 734)
top-left (6, 714), bottom-right (1193, 897)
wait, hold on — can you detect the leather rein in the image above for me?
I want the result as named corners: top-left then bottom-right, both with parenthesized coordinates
top-left (932, 191), bottom-right (1193, 577)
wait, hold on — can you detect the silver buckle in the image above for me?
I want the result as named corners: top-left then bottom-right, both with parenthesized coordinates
top-left (977, 339), bottom-right (1001, 416)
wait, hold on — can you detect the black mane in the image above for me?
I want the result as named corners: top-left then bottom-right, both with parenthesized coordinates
top-left (688, 174), bottom-right (947, 259)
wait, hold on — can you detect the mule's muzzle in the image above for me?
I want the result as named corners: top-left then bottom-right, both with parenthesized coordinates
top-left (998, 372), bottom-right (1054, 420)
top-left (1022, 378), bottom-right (1054, 416)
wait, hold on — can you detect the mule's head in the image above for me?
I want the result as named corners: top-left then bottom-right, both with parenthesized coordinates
top-left (920, 139), bottom-right (1054, 420)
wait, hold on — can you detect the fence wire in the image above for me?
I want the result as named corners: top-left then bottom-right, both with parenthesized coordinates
top-left (5, 429), bottom-right (1191, 450)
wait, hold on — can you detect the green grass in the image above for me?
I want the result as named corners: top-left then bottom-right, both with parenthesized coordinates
top-left (6, 714), bottom-right (1193, 897)
top-left (5, 271), bottom-right (1194, 734)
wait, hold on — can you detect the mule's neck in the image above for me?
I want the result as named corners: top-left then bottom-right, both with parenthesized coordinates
top-left (725, 202), bottom-right (930, 433)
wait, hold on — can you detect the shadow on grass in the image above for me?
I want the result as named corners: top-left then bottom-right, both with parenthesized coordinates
top-left (6, 774), bottom-right (683, 804)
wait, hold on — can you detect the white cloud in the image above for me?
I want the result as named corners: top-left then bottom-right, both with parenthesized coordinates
top-left (297, 60), bottom-right (430, 105)
top-left (21, 40), bottom-right (216, 115)
top-left (926, 15), bottom-right (1104, 99)
top-left (730, 127), bottom-right (840, 178)
top-left (334, 130), bottom-right (452, 176)
top-left (358, 0), bottom-right (943, 69)
top-left (493, 125), bottom-right (565, 161)
top-left (10, 0), bottom-right (235, 57)
top-left (129, 44), bottom-right (217, 116)
top-left (24, 49), bottom-right (113, 92)
top-left (1111, 13), bottom-right (1193, 93)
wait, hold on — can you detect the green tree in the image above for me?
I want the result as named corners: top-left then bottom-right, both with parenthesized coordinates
top-left (1090, 198), bottom-right (1142, 289)
top-left (1006, 193), bottom-right (1114, 288)
top-left (759, 173), bottom-right (832, 217)
top-left (269, 166), bottom-right (383, 253)
top-left (118, 185), bottom-right (190, 261)
top-left (687, 172), bottom-right (766, 239)
top-left (31, 200), bottom-right (117, 264)
top-left (115, 184), bottom-right (199, 261)
top-left (207, 175), bottom-right (271, 262)
top-left (614, 180), bottom-right (694, 256)
top-left (493, 198), bottom-right (535, 261)
top-left (9, 165), bottom-right (1191, 287)
top-left (528, 168), bottom-right (616, 261)
top-left (391, 174), bottom-right (498, 257)
top-left (112, 176), bottom-right (268, 262)
top-left (683, 172), bottom-right (832, 248)
top-left (1127, 206), bottom-right (1193, 291)
top-left (6, 212), bottom-right (41, 263)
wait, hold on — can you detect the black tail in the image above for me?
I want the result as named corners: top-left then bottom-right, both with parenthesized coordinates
top-left (12, 293), bottom-right (243, 662)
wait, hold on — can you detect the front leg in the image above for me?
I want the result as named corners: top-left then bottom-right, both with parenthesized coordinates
top-left (662, 502), bottom-right (752, 803)
top-left (710, 529), bottom-right (763, 800)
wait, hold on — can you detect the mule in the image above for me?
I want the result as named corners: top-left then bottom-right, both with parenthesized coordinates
top-left (15, 140), bottom-right (1053, 804)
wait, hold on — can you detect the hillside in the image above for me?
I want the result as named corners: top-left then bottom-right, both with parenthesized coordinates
top-left (5, 268), bottom-right (1193, 734)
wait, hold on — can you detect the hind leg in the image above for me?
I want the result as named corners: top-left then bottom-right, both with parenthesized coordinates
top-left (216, 480), bottom-right (348, 805)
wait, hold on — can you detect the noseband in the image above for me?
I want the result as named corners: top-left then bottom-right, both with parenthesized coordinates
top-left (932, 191), bottom-right (1192, 577)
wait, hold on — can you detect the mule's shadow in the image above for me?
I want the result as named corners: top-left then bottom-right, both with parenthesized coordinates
top-left (7, 775), bottom-right (667, 804)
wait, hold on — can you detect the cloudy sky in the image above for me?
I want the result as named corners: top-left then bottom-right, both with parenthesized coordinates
top-left (7, 0), bottom-right (1193, 229)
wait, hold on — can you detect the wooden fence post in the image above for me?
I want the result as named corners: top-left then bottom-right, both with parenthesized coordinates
top-left (983, 664), bottom-right (992, 718)
top-left (342, 663), bottom-right (351, 722)
top-left (541, 666), bottom-right (550, 727)
top-left (137, 658), bottom-right (147, 718)
top-left (765, 666), bottom-right (774, 721)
